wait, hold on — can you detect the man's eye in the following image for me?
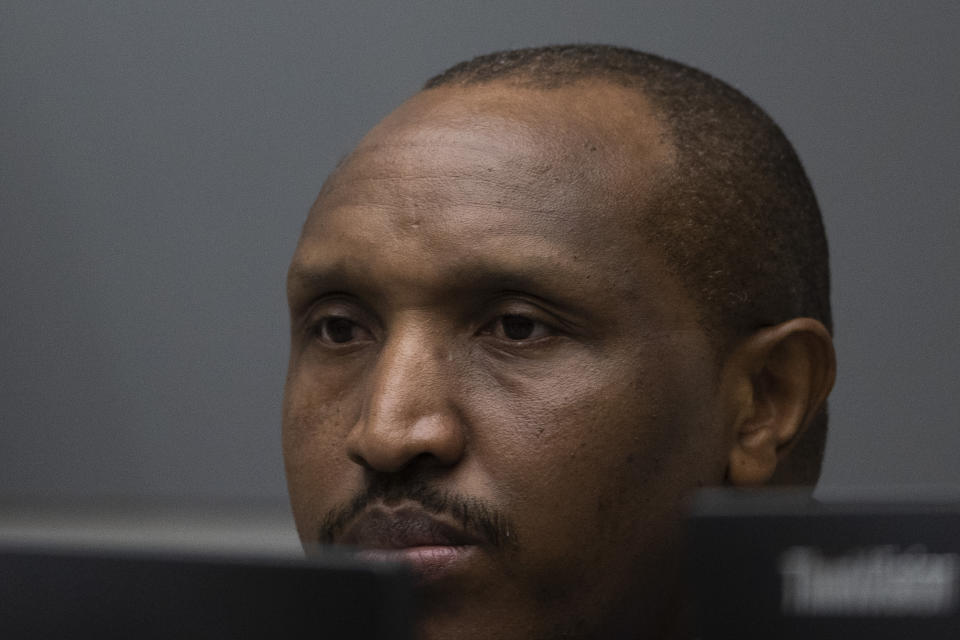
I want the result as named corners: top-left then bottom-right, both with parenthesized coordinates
top-left (487, 314), bottom-right (552, 341)
top-left (314, 316), bottom-right (369, 345)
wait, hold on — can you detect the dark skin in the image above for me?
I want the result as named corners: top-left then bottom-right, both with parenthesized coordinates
top-left (283, 81), bottom-right (836, 639)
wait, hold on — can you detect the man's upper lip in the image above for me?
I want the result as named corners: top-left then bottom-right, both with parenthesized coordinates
top-left (338, 506), bottom-right (482, 549)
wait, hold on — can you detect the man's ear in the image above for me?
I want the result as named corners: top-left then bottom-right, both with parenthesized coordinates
top-left (724, 318), bottom-right (836, 487)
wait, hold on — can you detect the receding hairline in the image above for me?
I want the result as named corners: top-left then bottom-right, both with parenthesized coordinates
top-left (364, 79), bottom-right (677, 163)
top-left (315, 78), bottom-right (680, 230)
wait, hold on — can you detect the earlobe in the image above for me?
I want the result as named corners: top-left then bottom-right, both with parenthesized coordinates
top-left (724, 318), bottom-right (836, 487)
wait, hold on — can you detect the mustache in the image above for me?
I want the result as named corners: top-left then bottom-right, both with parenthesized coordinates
top-left (316, 474), bottom-right (518, 549)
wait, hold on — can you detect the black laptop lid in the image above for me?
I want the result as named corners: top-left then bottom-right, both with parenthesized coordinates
top-left (688, 489), bottom-right (960, 639)
top-left (0, 544), bottom-right (415, 639)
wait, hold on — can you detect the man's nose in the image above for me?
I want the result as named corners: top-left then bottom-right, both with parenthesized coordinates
top-left (345, 327), bottom-right (466, 473)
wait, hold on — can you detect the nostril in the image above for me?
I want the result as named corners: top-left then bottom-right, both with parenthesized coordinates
top-left (347, 449), bottom-right (371, 469)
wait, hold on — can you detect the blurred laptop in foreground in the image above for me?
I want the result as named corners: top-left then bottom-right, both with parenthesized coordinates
top-left (0, 499), bottom-right (415, 639)
top-left (689, 489), bottom-right (960, 639)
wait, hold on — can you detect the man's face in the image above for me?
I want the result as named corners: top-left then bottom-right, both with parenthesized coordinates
top-left (284, 83), bottom-right (734, 639)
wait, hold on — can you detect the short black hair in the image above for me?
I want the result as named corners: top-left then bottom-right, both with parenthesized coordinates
top-left (425, 45), bottom-right (831, 484)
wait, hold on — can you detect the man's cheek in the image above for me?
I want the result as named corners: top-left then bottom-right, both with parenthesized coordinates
top-left (283, 393), bottom-right (360, 502)
top-left (283, 366), bottom-right (359, 444)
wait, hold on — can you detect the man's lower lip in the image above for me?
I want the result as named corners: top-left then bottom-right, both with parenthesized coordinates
top-left (355, 545), bottom-right (476, 581)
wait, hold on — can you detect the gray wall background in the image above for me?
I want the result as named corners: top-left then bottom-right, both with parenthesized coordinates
top-left (2, 1), bottom-right (958, 503)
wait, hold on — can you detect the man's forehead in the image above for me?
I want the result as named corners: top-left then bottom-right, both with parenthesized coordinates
top-left (308, 81), bottom-right (675, 234)
top-left (339, 83), bottom-right (671, 182)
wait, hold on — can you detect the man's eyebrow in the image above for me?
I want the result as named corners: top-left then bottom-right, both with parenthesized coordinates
top-left (286, 262), bottom-right (350, 298)
top-left (286, 261), bottom-right (330, 285)
top-left (286, 259), bottom-right (595, 314)
top-left (289, 260), bottom-right (558, 291)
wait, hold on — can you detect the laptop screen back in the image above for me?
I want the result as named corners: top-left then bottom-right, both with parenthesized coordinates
top-left (688, 490), bottom-right (960, 639)
top-left (0, 544), bottom-right (416, 639)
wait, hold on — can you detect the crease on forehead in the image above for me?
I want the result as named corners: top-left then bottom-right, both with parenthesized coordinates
top-left (315, 81), bottom-right (677, 216)
top-left (320, 125), bottom-right (571, 216)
